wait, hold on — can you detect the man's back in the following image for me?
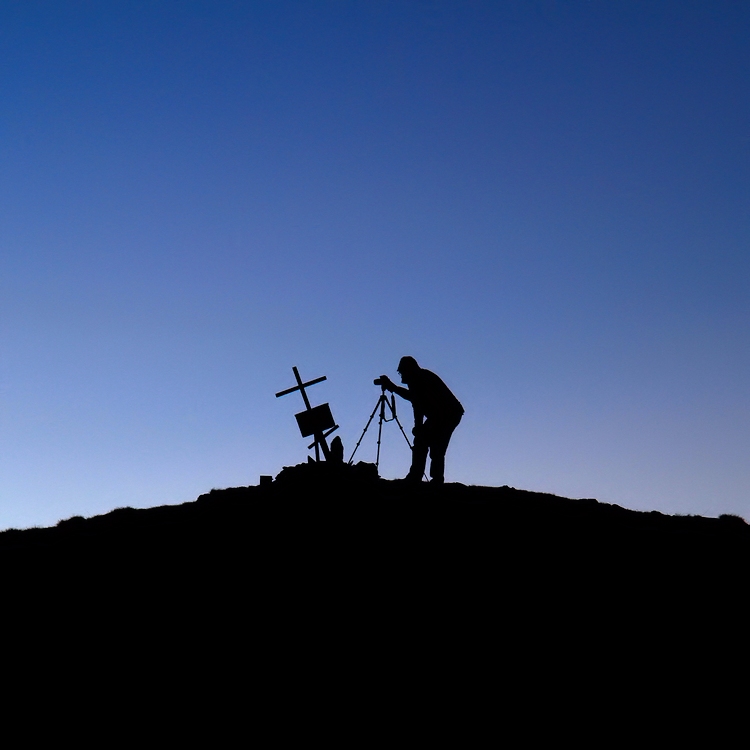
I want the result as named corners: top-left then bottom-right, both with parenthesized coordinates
top-left (409, 368), bottom-right (464, 422)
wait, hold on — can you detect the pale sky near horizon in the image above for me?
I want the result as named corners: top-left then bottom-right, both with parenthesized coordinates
top-left (1, 1), bottom-right (749, 530)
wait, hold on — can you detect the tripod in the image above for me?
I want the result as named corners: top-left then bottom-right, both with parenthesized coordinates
top-left (348, 385), bottom-right (413, 470)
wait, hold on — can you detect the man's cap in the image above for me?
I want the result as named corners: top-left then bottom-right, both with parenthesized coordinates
top-left (397, 356), bottom-right (419, 373)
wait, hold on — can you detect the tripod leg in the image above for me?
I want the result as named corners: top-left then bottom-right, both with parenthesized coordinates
top-left (348, 396), bottom-right (382, 464)
top-left (387, 402), bottom-right (412, 450)
top-left (395, 418), bottom-right (412, 449)
top-left (376, 397), bottom-right (385, 469)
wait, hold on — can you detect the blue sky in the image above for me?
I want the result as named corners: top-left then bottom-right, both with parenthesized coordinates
top-left (1, 1), bottom-right (748, 529)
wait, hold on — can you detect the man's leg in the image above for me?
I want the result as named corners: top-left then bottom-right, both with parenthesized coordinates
top-left (428, 418), bottom-right (460, 484)
top-left (406, 425), bottom-right (428, 481)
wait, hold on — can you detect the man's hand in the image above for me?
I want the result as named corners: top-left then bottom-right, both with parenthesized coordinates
top-left (378, 375), bottom-right (395, 391)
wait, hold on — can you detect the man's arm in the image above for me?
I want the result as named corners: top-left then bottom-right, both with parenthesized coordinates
top-left (378, 376), bottom-right (411, 401)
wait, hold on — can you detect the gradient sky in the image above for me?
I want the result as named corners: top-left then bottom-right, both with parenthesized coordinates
top-left (1, 1), bottom-right (748, 529)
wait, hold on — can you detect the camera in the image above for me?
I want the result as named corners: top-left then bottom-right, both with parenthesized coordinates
top-left (373, 377), bottom-right (386, 387)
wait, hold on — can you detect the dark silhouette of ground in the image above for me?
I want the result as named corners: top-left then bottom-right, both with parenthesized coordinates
top-left (3, 462), bottom-right (747, 580)
top-left (4, 461), bottom-right (744, 715)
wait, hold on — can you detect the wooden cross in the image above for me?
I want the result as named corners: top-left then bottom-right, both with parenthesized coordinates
top-left (276, 366), bottom-right (338, 462)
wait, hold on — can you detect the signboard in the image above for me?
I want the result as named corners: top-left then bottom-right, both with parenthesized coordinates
top-left (295, 403), bottom-right (335, 438)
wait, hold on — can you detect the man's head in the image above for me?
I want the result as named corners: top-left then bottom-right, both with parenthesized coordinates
top-left (397, 356), bottom-right (420, 384)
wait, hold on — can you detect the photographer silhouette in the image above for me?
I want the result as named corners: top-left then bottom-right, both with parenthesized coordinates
top-left (377, 356), bottom-right (464, 485)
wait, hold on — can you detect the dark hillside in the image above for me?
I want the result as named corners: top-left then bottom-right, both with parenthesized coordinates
top-left (4, 461), bottom-right (746, 697)
top-left (3, 462), bottom-right (748, 578)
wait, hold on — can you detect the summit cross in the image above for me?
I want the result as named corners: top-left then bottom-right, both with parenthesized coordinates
top-left (275, 366), bottom-right (337, 461)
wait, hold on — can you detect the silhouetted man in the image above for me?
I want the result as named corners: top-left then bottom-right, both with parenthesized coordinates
top-left (378, 356), bottom-right (464, 484)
